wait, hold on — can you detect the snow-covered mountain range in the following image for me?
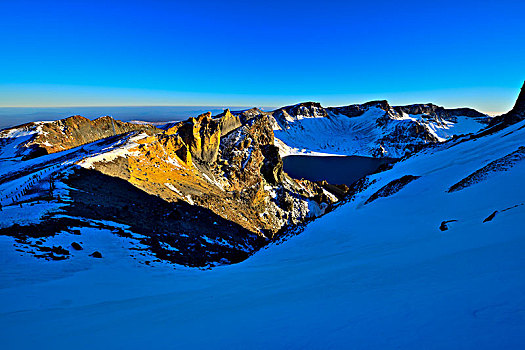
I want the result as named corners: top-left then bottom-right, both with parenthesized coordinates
top-left (0, 92), bottom-right (507, 268)
top-left (265, 100), bottom-right (490, 157)
top-left (0, 81), bottom-right (524, 348)
top-left (0, 82), bottom-right (523, 349)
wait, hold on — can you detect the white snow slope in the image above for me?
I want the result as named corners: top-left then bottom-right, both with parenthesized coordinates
top-left (0, 120), bottom-right (524, 349)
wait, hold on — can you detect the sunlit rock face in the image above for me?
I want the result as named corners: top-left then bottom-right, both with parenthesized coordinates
top-left (95, 110), bottom-right (337, 235)
top-left (0, 101), bottom-right (349, 267)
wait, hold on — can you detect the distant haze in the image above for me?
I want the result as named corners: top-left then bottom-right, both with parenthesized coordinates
top-left (0, 106), bottom-right (270, 130)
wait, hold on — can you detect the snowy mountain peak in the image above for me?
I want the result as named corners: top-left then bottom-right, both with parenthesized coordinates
top-left (274, 102), bottom-right (328, 123)
top-left (269, 100), bottom-right (490, 158)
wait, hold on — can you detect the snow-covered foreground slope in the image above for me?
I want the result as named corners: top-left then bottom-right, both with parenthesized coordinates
top-left (0, 118), bottom-right (523, 348)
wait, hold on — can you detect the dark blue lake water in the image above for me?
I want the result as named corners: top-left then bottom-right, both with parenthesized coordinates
top-left (283, 155), bottom-right (396, 185)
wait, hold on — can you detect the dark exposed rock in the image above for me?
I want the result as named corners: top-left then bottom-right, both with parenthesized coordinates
top-left (260, 144), bottom-right (284, 185)
top-left (0, 218), bottom-right (87, 239)
top-left (483, 211), bottom-right (498, 223)
top-left (71, 242), bottom-right (83, 250)
top-left (316, 181), bottom-right (349, 199)
top-left (365, 175), bottom-right (420, 204)
top-left (439, 220), bottom-right (458, 231)
top-left (448, 147), bottom-right (525, 193)
top-left (89, 251), bottom-right (103, 258)
top-left (34, 245), bottom-right (70, 258)
top-left (50, 245), bottom-right (69, 255)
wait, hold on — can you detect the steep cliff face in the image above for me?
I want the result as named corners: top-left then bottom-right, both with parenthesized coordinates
top-left (160, 109), bottom-right (245, 165)
top-left (167, 112), bottom-right (222, 164)
top-left (513, 81), bottom-right (525, 116)
top-left (488, 81), bottom-right (525, 128)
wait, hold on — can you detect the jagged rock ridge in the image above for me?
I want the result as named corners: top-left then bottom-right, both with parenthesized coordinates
top-left (0, 115), bottom-right (158, 159)
top-left (0, 110), bottom-right (343, 266)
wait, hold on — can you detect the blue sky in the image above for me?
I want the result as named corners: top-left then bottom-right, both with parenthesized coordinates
top-left (0, 0), bottom-right (523, 113)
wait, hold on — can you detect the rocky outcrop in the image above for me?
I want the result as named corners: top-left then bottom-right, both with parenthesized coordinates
top-left (167, 112), bottom-right (222, 164)
top-left (439, 220), bottom-right (457, 231)
top-left (365, 175), bottom-right (420, 204)
top-left (216, 109), bottom-right (243, 135)
top-left (488, 81), bottom-right (525, 128)
top-left (447, 146), bottom-right (525, 193)
top-left (85, 109), bottom-right (340, 242)
top-left (260, 145), bottom-right (283, 185)
top-left (219, 115), bottom-right (278, 188)
top-left (512, 81), bottom-right (525, 116)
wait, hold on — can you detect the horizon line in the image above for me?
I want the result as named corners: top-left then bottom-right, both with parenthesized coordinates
top-left (0, 105), bottom-right (506, 116)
